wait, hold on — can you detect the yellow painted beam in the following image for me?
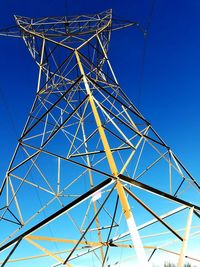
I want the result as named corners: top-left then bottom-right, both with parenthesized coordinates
top-left (25, 237), bottom-right (73, 267)
top-left (75, 49), bottom-right (149, 266)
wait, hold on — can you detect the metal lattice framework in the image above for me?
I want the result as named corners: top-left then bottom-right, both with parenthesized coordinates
top-left (0, 9), bottom-right (199, 267)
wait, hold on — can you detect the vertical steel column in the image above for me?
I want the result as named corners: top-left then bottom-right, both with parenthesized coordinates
top-left (177, 207), bottom-right (194, 267)
top-left (37, 38), bottom-right (45, 93)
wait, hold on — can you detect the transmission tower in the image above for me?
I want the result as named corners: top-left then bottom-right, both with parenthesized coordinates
top-left (0, 10), bottom-right (199, 267)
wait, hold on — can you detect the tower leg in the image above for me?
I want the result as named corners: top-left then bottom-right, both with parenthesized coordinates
top-left (177, 207), bottom-right (194, 267)
top-left (116, 181), bottom-right (150, 267)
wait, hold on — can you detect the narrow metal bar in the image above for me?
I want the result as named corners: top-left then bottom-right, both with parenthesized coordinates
top-left (177, 207), bottom-right (194, 267)
top-left (25, 237), bottom-right (73, 267)
top-left (1, 238), bottom-right (22, 267)
top-left (169, 151), bottom-right (172, 194)
top-left (37, 38), bottom-right (46, 93)
top-left (123, 186), bottom-right (183, 241)
top-left (57, 157), bottom-right (60, 195)
top-left (70, 146), bottom-right (131, 158)
top-left (8, 150), bottom-right (40, 174)
top-left (119, 174), bottom-right (200, 211)
top-left (148, 248), bottom-right (157, 262)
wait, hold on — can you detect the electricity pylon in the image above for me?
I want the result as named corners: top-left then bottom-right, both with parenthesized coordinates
top-left (0, 10), bottom-right (199, 267)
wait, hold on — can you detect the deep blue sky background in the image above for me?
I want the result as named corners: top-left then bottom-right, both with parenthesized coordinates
top-left (0, 0), bottom-right (200, 183)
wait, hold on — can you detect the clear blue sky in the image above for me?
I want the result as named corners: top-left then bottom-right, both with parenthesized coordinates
top-left (0, 0), bottom-right (199, 182)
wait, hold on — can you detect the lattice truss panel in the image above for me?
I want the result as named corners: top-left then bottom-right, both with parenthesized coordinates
top-left (0, 10), bottom-right (199, 267)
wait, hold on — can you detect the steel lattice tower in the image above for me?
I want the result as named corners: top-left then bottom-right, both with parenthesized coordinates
top-left (0, 10), bottom-right (200, 267)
